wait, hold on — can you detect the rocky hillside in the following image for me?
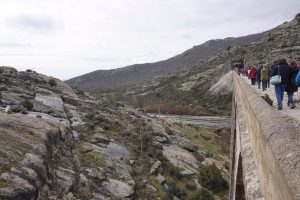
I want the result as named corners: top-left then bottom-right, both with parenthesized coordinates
top-left (110, 13), bottom-right (300, 116)
top-left (0, 66), bottom-right (230, 200)
top-left (65, 33), bottom-right (264, 91)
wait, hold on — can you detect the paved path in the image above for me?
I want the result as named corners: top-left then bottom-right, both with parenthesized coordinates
top-left (240, 75), bottom-right (300, 122)
top-left (148, 113), bottom-right (231, 129)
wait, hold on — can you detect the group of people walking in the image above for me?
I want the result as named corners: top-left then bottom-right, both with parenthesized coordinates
top-left (236, 59), bottom-right (299, 110)
top-left (247, 65), bottom-right (270, 91)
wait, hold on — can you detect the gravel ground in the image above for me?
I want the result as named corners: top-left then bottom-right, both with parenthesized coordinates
top-left (241, 75), bottom-right (300, 123)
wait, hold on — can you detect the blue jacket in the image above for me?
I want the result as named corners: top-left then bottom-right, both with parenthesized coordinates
top-left (256, 67), bottom-right (261, 81)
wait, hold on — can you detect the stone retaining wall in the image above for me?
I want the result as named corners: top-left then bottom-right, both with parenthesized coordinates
top-left (231, 72), bottom-right (299, 200)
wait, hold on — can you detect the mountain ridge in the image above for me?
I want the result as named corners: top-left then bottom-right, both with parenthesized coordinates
top-left (104, 14), bottom-right (300, 116)
top-left (66, 32), bottom-right (266, 91)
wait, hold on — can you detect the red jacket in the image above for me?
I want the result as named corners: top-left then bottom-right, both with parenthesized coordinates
top-left (249, 69), bottom-right (256, 79)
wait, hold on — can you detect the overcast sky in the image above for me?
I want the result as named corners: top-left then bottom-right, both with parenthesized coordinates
top-left (0, 0), bottom-right (299, 80)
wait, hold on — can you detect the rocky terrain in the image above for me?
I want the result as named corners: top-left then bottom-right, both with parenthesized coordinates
top-left (0, 66), bottom-right (230, 200)
top-left (1, 12), bottom-right (299, 200)
top-left (65, 33), bottom-right (264, 91)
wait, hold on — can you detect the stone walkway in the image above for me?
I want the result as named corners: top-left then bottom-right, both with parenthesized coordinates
top-left (240, 75), bottom-right (300, 122)
top-left (148, 113), bottom-right (231, 129)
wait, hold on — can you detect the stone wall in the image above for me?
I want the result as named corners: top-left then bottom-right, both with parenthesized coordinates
top-left (230, 72), bottom-right (300, 200)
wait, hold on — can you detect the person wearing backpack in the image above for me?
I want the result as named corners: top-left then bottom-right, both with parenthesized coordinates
top-left (261, 65), bottom-right (269, 91)
top-left (286, 61), bottom-right (299, 109)
top-left (270, 59), bottom-right (291, 110)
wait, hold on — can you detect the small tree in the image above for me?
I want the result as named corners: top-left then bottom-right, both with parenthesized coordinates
top-left (198, 164), bottom-right (228, 193)
top-left (261, 94), bottom-right (273, 107)
top-left (22, 99), bottom-right (33, 111)
top-left (48, 79), bottom-right (57, 86)
top-left (191, 188), bottom-right (213, 200)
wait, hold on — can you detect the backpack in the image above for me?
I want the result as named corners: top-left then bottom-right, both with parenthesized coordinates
top-left (295, 70), bottom-right (300, 87)
top-left (261, 68), bottom-right (269, 81)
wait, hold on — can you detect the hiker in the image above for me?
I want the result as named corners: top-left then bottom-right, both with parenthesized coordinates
top-left (267, 66), bottom-right (271, 88)
top-left (261, 65), bottom-right (269, 91)
top-left (256, 65), bottom-right (262, 89)
top-left (237, 64), bottom-right (243, 75)
top-left (245, 67), bottom-right (249, 77)
top-left (249, 67), bottom-right (256, 85)
top-left (271, 60), bottom-right (278, 71)
top-left (270, 59), bottom-right (291, 110)
top-left (242, 67), bottom-right (247, 76)
top-left (285, 61), bottom-right (299, 109)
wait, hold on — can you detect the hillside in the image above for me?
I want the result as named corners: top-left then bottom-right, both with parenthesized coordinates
top-left (66, 33), bottom-right (265, 91)
top-left (103, 13), bottom-right (300, 116)
top-left (0, 66), bottom-right (231, 199)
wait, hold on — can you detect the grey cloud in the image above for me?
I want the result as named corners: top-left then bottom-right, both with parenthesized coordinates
top-left (6, 14), bottom-right (63, 32)
top-left (84, 56), bottom-right (124, 62)
top-left (0, 0), bottom-right (299, 80)
top-left (0, 42), bottom-right (31, 47)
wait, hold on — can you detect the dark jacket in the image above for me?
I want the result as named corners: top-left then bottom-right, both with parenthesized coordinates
top-left (286, 67), bottom-right (299, 92)
top-left (270, 64), bottom-right (291, 85)
top-left (256, 67), bottom-right (262, 81)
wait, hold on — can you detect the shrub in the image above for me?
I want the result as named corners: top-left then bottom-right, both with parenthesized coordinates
top-left (261, 94), bottom-right (273, 107)
top-left (198, 164), bottom-right (228, 193)
top-left (296, 13), bottom-right (300, 23)
top-left (191, 188), bottom-right (214, 200)
top-left (169, 166), bottom-right (182, 179)
top-left (168, 181), bottom-right (187, 199)
top-left (21, 99), bottom-right (33, 111)
top-left (85, 112), bottom-right (95, 120)
top-left (48, 78), bottom-right (57, 86)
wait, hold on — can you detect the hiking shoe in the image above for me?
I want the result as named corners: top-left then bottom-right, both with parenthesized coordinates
top-left (277, 107), bottom-right (283, 110)
top-left (291, 105), bottom-right (296, 109)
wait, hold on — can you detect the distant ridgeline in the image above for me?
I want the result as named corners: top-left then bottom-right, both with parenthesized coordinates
top-left (66, 13), bottom-right (300, 116)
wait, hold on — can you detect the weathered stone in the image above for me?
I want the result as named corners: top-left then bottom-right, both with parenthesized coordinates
top-left (79, 173), bottom-right (88, 187)
top-left (92, 142), bottom-right (129, 160)
top-left (85, 168), bottom-right (107, 181)
top-left (0, 84), bottom-right (8, 91)
top-left (196, 149), bottom-right (213, 158)
top-left (79, 143), bottom-right (94, 153)
top-left (89, 133), bottom-right (110, 144)
top-left (102, 179), bottom-right (134, 198)
top-left (61, 93), bottom-right (79, 105)
top-left (129, 160), bottom-right (135, 165)
top-left (8, 104), bottom-right (23, 113)
top-left (163, 145), bottom-right (199, 176)
top-left (150, 160), bottom-right (161, 175)
top-left (21, 109), bottom-right (29, 115)
top-left (72, 131), bottom-right (80, 141)
top-left (0, 112), bottom-right (61, 200)
top-left (66, 192), bottom-right (77, 200)
top-left (231, 73), bottom-right (300, 200)
top-left (55, 167), bottom-right (76, 196)
top-left (33, 94), bottom-right (66, 118)
top-left (155, 174), bottom-right (166, 184)
top-left (146, 184), bottom-right (157, 193)
top-left (153, 136), bottom-right (168, 143)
